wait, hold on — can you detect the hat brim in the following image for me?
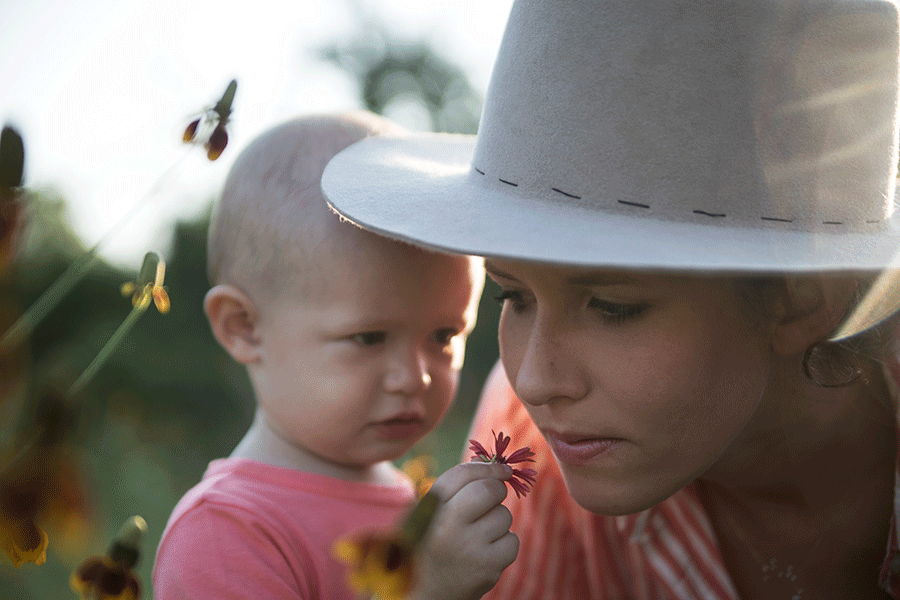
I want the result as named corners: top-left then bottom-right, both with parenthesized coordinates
top-left (322, 134), bottom-right (900, 273)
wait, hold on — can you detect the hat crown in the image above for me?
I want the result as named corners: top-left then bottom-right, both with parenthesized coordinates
top-left (472, 0), bottom-right (900, 231)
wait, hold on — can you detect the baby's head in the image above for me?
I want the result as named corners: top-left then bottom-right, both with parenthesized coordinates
top-left (205, 112), bottom-right (484, 474)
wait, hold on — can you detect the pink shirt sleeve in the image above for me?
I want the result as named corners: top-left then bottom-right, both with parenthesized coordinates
top-left (153, 500), bottom-right (316, 600)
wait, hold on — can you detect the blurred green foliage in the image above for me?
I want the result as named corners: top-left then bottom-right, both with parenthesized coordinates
top-left (0, 19), bottom-right (501, 600)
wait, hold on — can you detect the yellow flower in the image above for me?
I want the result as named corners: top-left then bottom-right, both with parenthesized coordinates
top-left (0, 390), bottom-right (87, 568)
top-left (333, 492), bottom-right (440, 599)
top-left (0, 518), bottom-right (47, 568)
top-left (333, 533), bottom-right (415, 600)
top-left (71, 516), bottom-right (145, 600)
top-left (401, 455), bottom-right (436, 498)
top-left (121, 259), bottom-right (169, 314)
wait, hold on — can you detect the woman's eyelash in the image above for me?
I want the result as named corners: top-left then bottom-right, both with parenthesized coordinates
top-left (494, 290), bottom-right (647, 324)
top-left (494, 289), bottom-right (532, 314)
top-left (587, 298), bottom-right (647, 324)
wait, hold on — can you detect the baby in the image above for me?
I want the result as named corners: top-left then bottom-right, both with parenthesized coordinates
top-left (153, 112), bottom-right (517, 600)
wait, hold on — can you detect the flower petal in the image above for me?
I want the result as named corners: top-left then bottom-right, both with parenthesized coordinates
top-left (513, 467), bottom-right (537, 484)
top-left (505, 447), bottom-right (536, 464)
top-left (152, 287), bottom-right (170, 314)
top-left (493, 431), bottom-right (511, 457)
top-left (133, 287), bottom-right (152, 311)
top-left (468, 439), bottom-right (492, 461)
top-left (206, 125), bottom-right (228, 161)
top-left (333, 537), bottom-right (362, 564)
top-left (182, 119), bottom-right (201, 143)
top-left (1, 521), bottom-right (48, 567)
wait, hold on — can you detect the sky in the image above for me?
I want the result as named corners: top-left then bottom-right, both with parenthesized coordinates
top-left (0, 0), bottom-right (514, 267)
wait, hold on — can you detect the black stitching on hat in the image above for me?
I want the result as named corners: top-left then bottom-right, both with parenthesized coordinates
top-left (823, 221), bottom-right (843, 225)
top-left (499, 178), bottom-right (518, 187)
top-left (474, 167), bottom-right (485, 175)
top-left (618, 200), bottom-right (650, 209)
top-left (761, 216), bottom-right (793, 223)
top-left (551, 187), bottom-right (581, 199)
top-left (693, 210), bottom-right (726, 218)
top-left (867, 219), bottom-right (882, 223)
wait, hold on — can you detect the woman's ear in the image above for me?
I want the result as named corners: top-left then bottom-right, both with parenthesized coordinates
top-left (770, 276), bottom-right (856, 356)
top-left (204, 284), bottom-right (263, 364)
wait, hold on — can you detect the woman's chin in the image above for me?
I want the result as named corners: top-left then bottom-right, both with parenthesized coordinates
top-left (560, 470), bottom-right (683, 516)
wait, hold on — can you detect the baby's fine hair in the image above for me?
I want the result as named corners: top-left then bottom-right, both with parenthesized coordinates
top-left (207, 111), bottom-right (405, 299)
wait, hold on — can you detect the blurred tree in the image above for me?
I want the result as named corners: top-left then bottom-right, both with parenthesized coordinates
top-left (320, 16), bottom-right (482, 135)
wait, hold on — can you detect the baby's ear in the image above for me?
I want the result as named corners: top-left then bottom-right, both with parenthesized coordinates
top-left (770, 276), bottom-right (855, 356)
top-left (204, 284), bottom-right (262, 364)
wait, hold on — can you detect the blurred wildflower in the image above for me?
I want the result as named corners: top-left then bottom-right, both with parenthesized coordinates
top-left (333, 491), bottom-right (439, 600)
top-left (0, 125), bottom-right (25, 273)
top-left (0, 126), bottom-right (24, 189)
top-left (0, 125), bottom-right (28, 410)
top-left (401, 455), bottom-right (435, 498)
top-left (69, 252), bottom-right (170, 397)
top-left (0, 390), bottom-right (88, 568)
top-left (182, 79), bottom-right (236, 160)
top-left (469, 430), bottom-right (537, 498)
top-left (71, 515), bottom-right (146, 600)
top-left (120, 256), bottom-right (169, 314)
top-left (333, 532), bottom-right (415, 600)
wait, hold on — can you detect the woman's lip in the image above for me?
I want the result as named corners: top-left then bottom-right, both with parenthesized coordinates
top-left (543, 432), bottom-right (623, 466)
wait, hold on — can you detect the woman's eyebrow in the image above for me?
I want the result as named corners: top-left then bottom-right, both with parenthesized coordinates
top-left (484, 261), bottom-right (519, 281)
top-left (485, 261), bottom-right (641, 287)
top-left (568, 273), bottom-right (641, 286)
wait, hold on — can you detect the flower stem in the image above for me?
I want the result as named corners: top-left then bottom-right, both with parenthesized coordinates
top-left (0, 248), bottom-right (98, 351)
top-left (0, 150), bottom-right (189, 351)
top-left (68, 305), bottom-right (145, 397)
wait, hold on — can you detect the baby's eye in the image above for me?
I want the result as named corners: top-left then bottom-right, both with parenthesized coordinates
top-left (587, 298), bottom-right (648, 325)
top-left (432, 327), bottom-right (461, 346)
top-left (352, 331), bottom-right (387, 346)
top-left (494, 289), bottom-right (530, 313)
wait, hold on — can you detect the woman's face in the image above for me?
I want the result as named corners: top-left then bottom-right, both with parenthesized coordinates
top-left (486, 259), bottom-right (776, 515)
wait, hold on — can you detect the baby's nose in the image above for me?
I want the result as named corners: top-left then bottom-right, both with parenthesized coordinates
top-left (384, 348), bottom-right (431, 395)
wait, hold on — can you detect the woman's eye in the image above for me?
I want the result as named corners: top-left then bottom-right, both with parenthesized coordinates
top-left (432, 327), bottom-right (461, 346)
top-left (352, 331), bottom-right (387, 346)
top-left (494, 290), bottom-right (530, 313)
top-left (587, 298), bottom-right (647, 324)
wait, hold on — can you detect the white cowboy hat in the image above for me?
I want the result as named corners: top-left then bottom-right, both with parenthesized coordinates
top-left (323, 0), bottom-right (900, 276)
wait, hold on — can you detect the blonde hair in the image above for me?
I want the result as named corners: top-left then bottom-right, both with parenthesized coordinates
top-left (207, 111), bottom-right (405, 300)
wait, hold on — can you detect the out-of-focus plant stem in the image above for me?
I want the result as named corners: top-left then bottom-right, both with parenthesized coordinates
top-left (67, 305), bottom-right (143, 398)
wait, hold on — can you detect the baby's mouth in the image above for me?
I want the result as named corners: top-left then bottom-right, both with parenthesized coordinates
top-left (371, 415), bottom-right (426, 440)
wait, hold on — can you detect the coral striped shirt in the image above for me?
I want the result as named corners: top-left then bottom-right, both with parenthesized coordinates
top-left (468, 361), bottom-right (900, 600)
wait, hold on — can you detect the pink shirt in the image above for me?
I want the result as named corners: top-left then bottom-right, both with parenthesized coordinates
top-left (469, 361), bottom-right (900, 600)
top-left (153, 458), bottom-right (416, 600)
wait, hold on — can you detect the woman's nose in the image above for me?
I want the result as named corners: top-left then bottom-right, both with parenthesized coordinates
top-left (511, 321), bottom-right (587, 407)
top-left (384, 347), bottom-right (432, 396)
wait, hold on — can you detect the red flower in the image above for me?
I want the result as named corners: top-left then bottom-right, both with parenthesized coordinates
top-left (469, 431), bottom-right (537, 498)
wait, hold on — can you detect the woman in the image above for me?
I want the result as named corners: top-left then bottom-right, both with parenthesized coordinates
top-left (323, 0), bottom-right (900, 597)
